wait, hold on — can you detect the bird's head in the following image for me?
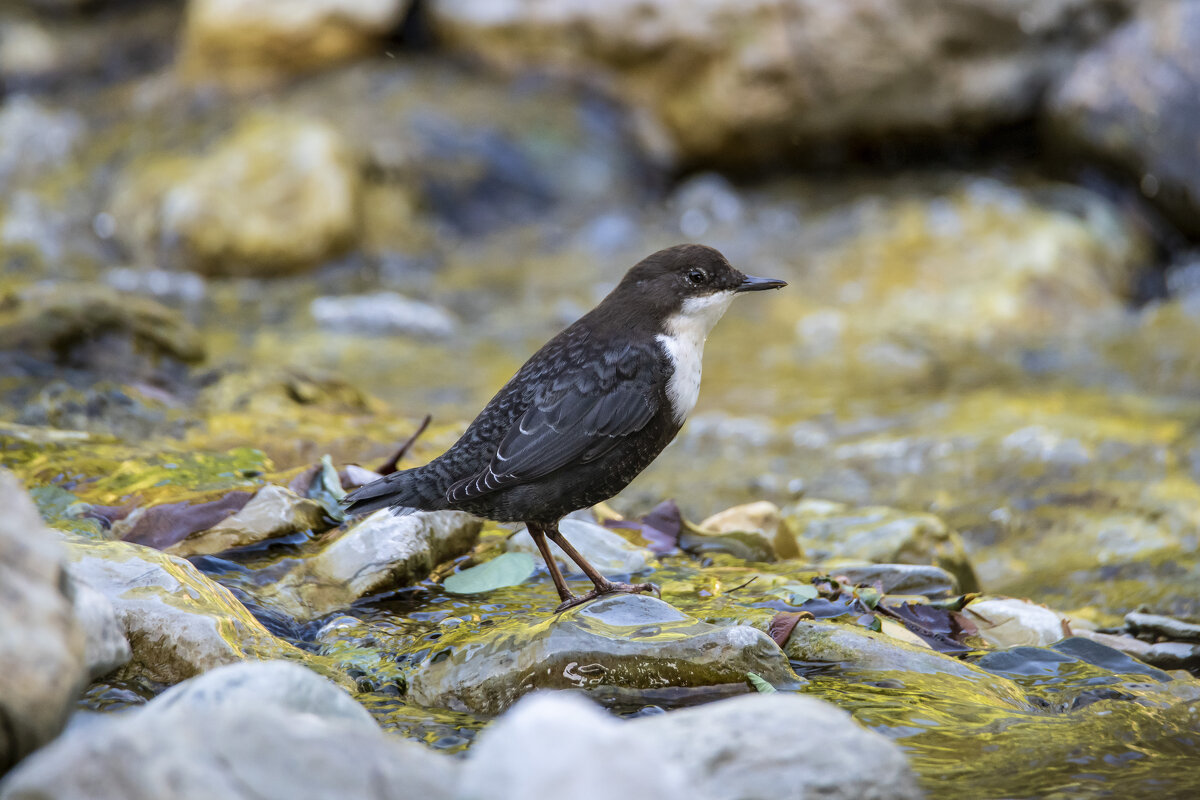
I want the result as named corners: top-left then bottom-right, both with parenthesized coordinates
top-left (608, 244), bottom-right (787, 334)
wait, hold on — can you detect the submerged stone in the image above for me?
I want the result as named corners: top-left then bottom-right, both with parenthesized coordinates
top-left (407, 594), bottom-right (798, 716)
top-left (788, 499), bottom-right (978, 593)
top-left (829, 562), bottom-right (958, 598)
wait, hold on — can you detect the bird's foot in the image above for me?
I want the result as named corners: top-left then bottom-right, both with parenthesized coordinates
top-left (554, 580), bottom-right (660, 613)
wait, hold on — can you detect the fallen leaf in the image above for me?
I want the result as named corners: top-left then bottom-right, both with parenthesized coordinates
top-left (605, 499), bottom-right (682, 554)
top-left (768, 610), bottom-right (814, 647)
top-left (442, 551), bottom-right (536, 595)
top-left (882, 601), bottom-right (976, 654)
top-left (117, 491), bottom-right (254, 550)
top-left (746, 672), bottom-right (777, 693)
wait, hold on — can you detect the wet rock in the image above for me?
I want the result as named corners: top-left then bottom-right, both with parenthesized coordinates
top-left (0, 283), bottom-right (204, 366)
top-left (459, 692), bottom-right (690, 800)
top-left (68, 577), bottom-right (132, 681)
top-left (633, 693), bottom-right (922, 800)
top-left (255, 510), bottom-right (482, 621)
top-left (165, 485), bottom-right (328, 558)
top-left (784, 618), bottom-right (995, 682)
top-left (0, 4), bottom-right (180, 93)
top-left (0, 96), bottom-right (83, 190)
top-left (698, 500), bottom-right (801, 560)
top-left (110, 115), bottom-right (361, 277)
top-left (463, 690), bottom-right (921, 800)
top-left (965, 597), bottom-right (1070, 648)
top-left (429, 0), bottom-right (1131, 164)
top-left (147, 660), bottom-right (377, 725)
top-left (311, 292), bottom-right (459, 338)
top-left (506, 519), bottom-right (654, 578)
top-left (63, 534), bottom-right (315, 685)
top-left (102, 267), bottom-right (207, 306)
top-left (788, 499), bottom-right (978, 593)
top-left (1125, 611), bottom-right (1200, 643)
top-left (179, 0), bottom-right (412, 90)
top-left (1047, 1), bottom-right (1200, 237)
top-left (408, 594), bottom-right (797, 716)
top-left (0, 661), bottom-right (455, 800)
top-left (831, 563), bottom-right (958, 598)
top-left (0, 471), bottom-right (87, 774)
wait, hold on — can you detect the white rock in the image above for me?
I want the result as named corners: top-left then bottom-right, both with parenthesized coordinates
top-left (460, 692), bottom-right (693, 800)
top-left (633, 693), bottom-right (923, 800)
top-left (965, 597), bottom-right (1070, 648)
top-left (311, 292), bottom-right (459, 338)
top-left (67, 577), bottom-right (132, 681)
top-left (506, 518), bottom-right (654, 577)
top-left (0, 470), bottom-right (86, 772)
top-left (0, 661), bottom-right (454, 800)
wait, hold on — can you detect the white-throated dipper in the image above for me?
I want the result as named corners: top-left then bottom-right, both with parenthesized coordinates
top-left (343, 244), bottom-right (786, 611)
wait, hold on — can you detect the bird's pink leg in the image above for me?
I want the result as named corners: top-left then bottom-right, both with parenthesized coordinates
top-left (544, 521), bottom-right (658, 612)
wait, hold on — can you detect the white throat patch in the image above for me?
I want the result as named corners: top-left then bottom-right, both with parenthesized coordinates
top-left (656, 290), bottom-right (736, 424)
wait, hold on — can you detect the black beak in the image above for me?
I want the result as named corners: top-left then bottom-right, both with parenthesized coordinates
top-left (735, 274), bottom-right (788, 293)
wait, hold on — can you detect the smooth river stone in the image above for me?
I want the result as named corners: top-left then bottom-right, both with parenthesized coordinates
top-left (407, 593), bottom-right (798, 716)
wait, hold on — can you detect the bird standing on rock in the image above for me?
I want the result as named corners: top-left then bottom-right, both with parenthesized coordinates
top-left (343, 244), bottom-right (786, 611)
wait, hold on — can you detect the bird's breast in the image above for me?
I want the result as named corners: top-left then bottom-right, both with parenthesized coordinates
top-left (656, 326), bottom-right (706, 425)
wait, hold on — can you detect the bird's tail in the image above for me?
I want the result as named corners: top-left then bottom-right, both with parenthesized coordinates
top-left (341, 465), bottom-right (448, 517)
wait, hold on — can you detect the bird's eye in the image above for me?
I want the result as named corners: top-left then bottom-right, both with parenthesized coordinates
top-left (686, 269), bottom-right (707, 286)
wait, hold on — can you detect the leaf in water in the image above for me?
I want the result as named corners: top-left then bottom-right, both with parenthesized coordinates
top-left (605, 498), bottom-right (681, 554)
top-left (746, 672), bottom-right (777, 694)
top-left (318, 455), bottom-right (347, 502)
top-left (880, 618), bottom-right (932, 649)
top-left (768, 610), bottom-right (813, 647)
top-left (768, 582), bottom-right (820, 606)
top-left (442, 552), bottom-right (536, 595)
top-left (883, 601), bottom-right (976, 654)
top-left (117, 491), bottom-right (254, 550)
top-left (854, 585), bottom-right (882, 610)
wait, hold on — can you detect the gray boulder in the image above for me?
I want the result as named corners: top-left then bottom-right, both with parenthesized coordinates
top-left (634, 692), bottom-right (922, 800)
top-left (462, 690), bottom-right (922, 800)
top-left (430, 0), bottom-right (1132, 165)
top-left (0, 471), bottom-right (86, 774)
top-left (1047, 1), bottom-right (1200, 237)
top-left (459, 692), bottom-right (691, 800)
top-left (408, 594), bottom-right (797, 715)
top-left (0, 661), bottom-right (455, 800)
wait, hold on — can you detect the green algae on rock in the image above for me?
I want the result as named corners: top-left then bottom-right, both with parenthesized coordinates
top-left (62, 533), bottom-right (340, 687)
top-left (407, 594), bottom-right (799, 716)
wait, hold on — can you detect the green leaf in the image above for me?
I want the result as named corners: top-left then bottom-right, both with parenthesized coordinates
top-left (770, 583), bottom-right (819, 605)
top-left (443, 552), bottom-right (536, 595)
top-left (747, 672), bottom-right (777, 694)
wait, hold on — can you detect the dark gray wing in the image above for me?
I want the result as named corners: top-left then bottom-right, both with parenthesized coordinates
top-left (446, 343), bottom-right (658, 502)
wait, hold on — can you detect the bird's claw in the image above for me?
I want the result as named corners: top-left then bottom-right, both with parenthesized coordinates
top-left (554, 580), bottom-right (660, 613)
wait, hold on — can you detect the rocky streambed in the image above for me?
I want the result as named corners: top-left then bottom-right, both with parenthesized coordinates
top-left (6, 0), bottom-right (1200, 797)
